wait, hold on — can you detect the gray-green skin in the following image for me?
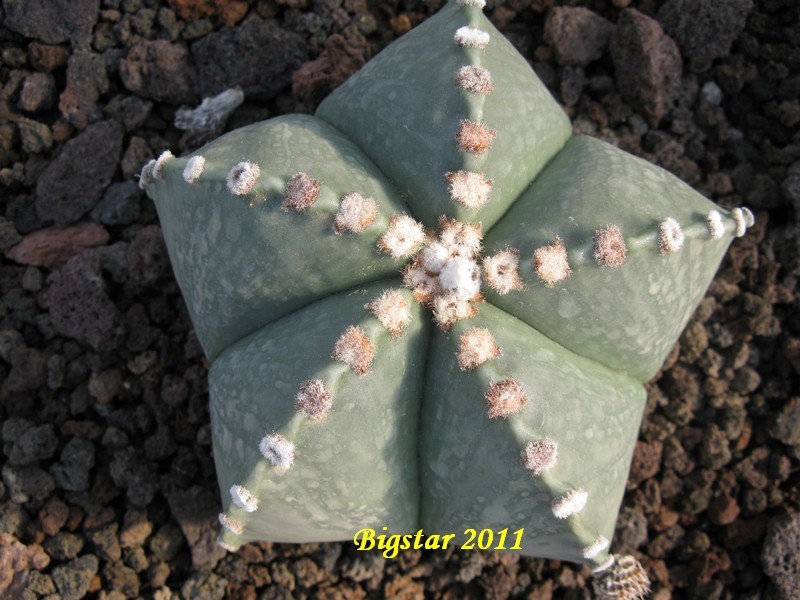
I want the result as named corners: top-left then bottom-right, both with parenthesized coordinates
top-left (141, 0), bottom-right (751, 570)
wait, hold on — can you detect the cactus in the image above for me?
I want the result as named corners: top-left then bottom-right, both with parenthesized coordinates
top-left (139, 0), bottom-right (753, 593)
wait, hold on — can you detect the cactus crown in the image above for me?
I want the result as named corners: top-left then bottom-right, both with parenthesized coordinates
top-left (140, 1), bottom-right (751, 594)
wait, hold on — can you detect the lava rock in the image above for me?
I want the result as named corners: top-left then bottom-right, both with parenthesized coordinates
top-left (91, 181), bottom-right (142, 226)
top-left (610, 9), bottom-right (682, 125)
top-left (767, 396), bottom-right (800, 446)
top-left (2, 0), bottom-right (99, 47)
top-left (51, 554), bottom-right (99, 600)
top-left (5, 223), bottom-right (110, 268)
top-left (47, 250), bottom-right (125, 352)
top-left (127, 225), bottom-right (169, 286)
top-left (4, 347), bottom-right (48, 395)
top-left (35, 120), bottom-right (123, 227)
top-left (191, 18), bottom-right (308, 101)
top-left (544, 6), bottom-right (614, 67)
top-left (0, 533), bottom-right (30, 598)
top-left (59, 50), bottom-right (109, 129)
top-left (761, 513), bottom-right (800, 600)
top-left (658, 0), bottom-right (754, 72)
top-left (120, 39), bottom-right (197, 105)
top-left (18, 72), bottom-right (57, 112)
top-left (49, 437), bottom-right (96, 492)
top-left (5, 422), bottom-right (57, 464)
top-left (292, 34), bottom-right (369, 103)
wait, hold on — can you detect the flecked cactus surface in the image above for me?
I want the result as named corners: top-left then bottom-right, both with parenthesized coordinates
top-left (139, 0), bottom-right (753, 594)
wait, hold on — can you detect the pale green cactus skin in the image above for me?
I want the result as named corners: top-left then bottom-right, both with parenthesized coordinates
top-left (140, 0), bottom-right (752, 579)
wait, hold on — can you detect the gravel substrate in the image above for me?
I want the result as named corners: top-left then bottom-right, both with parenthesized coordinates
top-left (1, 0), bottom-right (799, 598)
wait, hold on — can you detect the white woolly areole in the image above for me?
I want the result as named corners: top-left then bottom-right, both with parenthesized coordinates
top-left (334, 192), bottom-right (378, 234)
top-left (483, 249), bottom-right (522, 295)
top-left (217, 539), bottom-right (239, 552)
top-left (227, 161), bottom-right (260, 195)
top-left (593, 555), bottom-right (616, 573)
top-left (421, 241), bottom-right (451, 274)
top-left (229, 484), bottom-right (258, 512)
top-left (139, 159), bottom-right (157, 189)
top-left (365, 289), bottom-right (412, 335)
top-left (582, 536), bottom-right (610, 559)
top-left (439, 256), bottom-right (481, 300)
top-left (521, 438), bottom-right (558, 476)
top-left (259, 433), bottom-right (294, 470)
top-left (732, 207), bottom-right (754, 237)
top-left (657, 217), bottom-right (684, 254)
top-left (183, 155), bottom-right (205, 184)
top-left (446, 170), bottom-right (493, 208)
top-left (551, 489), bottom-right (588, 519)
top-left (706, 210), bottom-right (725, 239)
top-left (218, 512), bottom-right (243, 535)
top-left (454, 26), bottom-right (490, 49)
top-left (457, 0), bottom-right (486, 7)
top-left (378, 215), bottom-right (426, 257)
top-left (458, 327), bottom-right (501, 371)
top-left (152, 150), bottom-right (174, 180)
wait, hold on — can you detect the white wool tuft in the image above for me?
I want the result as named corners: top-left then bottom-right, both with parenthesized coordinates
top-left (229, 484), bottom-right (258, 512)
top-left (454, 26), bottom-right (490, 49)
top-left (259, 433), bottom-right (295, 470)
top-left (551, 489), bottom-right (588, 519)
top-left (706, 210), bottom-right (725, 239)
top-left (439, 256), bottom-right (480, 300)
top-left (183, 155), bottom-right (205, 184)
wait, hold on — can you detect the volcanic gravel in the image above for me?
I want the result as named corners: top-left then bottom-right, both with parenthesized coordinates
top-left (1, 0), bottom-right (799, 598)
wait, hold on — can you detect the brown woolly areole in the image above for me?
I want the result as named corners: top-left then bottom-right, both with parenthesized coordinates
top-left (521, 438), bottom-right (558, 476)
top-left (333, 192), bottom-right (378, 234)
top-left (456, 119), bottom-right (496, 155)
top-left (485, 378), bottom-right (528, 419)
top-left (533, 236), bottom-right (571, 287)
top-left (294, 379), bottom-right (333, 421)
top-left (332, 325), bottom-right (375, 374)
top-left (377, 214), bottom-right (426, 258)
top-left (455, 65), bottom-right (493, 95)
top-left (365, 289), bottom-right (412, 335)
top-left (445, 170), bottom-right (493, 209)
top-left (657, 217), bottom-right (684, 254)
top-left (593, 225), bottom-right (627, 267)
top-left (218, 513), bottom-right (243, 535)
top-left (483, 249), bottom-right (523, 294)
top-left (458, 327), bottom-right (502, 370)
top-left (227, 161), bottom-right (261, 196)
top-left (592, 554), bottom-right (651, 600)
top-left (283, 172), bottom-right (321, 212)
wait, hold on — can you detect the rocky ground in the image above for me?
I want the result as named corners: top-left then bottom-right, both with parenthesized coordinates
top-left (1, 0), bottom-right (799, 598)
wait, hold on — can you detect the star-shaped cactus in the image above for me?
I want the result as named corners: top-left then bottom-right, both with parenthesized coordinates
top-left (140, 0), bottom-right (752, 594)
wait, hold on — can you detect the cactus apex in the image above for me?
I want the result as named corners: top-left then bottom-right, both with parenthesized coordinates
top-left (520, 438), bottom-right (558, 476)
top-left (229, 484), bottom-right (259, 512)
top-left (533, 236), bottom-right (571, 287)
top-left (657, 217), bottom-right (684, 254)
top-left (333, 192), bottom-right (378, 234)
top-left (365, 289), bottom-right (412, 335)
top-left (485, 378), bottom-right (528, 419)
top-left (592, 554), bottom-right (651, 600)
top-left (294, 379), bottom-right (333, 421)
top-left (183, 155), bottom-right (206, 184)
top-left (259, 432), bottom-right (295, 470)
top-left (454, 26), bottom-right (490, 49)
top-left (445, 170), bottom-right (493, 209)
top-left (458, 327), bottom-right (502, 370)
top-left (227, 161), bottom-right (261, 196)
top-left (455, 65), bottom-right (493, 95)
top-left (283, 172), bottom-right (321, 212)
top-left (456, 120), bottom-right (496, 156)
top-left (377, 215), bottom-right (426, 258)
top-left (332, 325), bottom-right (375, 374)
top-left (551, 488), bottom-right (588, 519)
top-left (482, 248), bottom-right (523, 294)
top-left (593, 225), bottom-right (627, 267)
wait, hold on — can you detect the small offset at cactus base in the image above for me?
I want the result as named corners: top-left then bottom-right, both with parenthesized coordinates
top-left (139, 1), bottom-right (754, 596)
